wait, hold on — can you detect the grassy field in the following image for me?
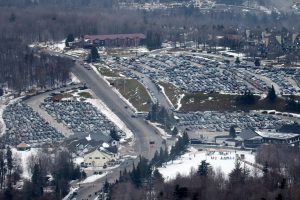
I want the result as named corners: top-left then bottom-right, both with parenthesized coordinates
top-left (77, 92), bottom-right (93, 99)
top-left (157, 82), bottom-right (291, 112)
top-left (180, 92), bottom-right (289, 112)
top-left (110, 79), bottom-right (152, 112)
top-left (93, 63), bottom-right (121, 77)
top-left (158, 81), bottom-right (184, 107)
top-left (52, 93), bottom-right (73, 101)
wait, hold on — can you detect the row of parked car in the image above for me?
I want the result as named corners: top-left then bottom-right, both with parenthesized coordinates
top-left (177, 111), bottom-right (293, 132)
top-left (40, 99), bottom-right (123, 142)
top-left (3, 103), bottom-right (64, 145)
top-left (105, 51), bottom-right (300, 97)
top-left (118, 53), bottom-right (251, 94)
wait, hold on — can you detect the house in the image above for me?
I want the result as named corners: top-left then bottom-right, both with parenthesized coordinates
top-left (83, 33), bottom-right (146, 47)
top-left (16, 142), bottom-right (31, 151)
top-left (83, 147), bottom-right (119, 167)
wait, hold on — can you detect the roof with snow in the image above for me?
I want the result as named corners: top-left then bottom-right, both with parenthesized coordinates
top-left (256, 131), bottom-right (300, 140)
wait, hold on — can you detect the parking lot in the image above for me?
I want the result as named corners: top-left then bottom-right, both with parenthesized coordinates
top-left (40, 98), bottom-right (123, 142)
top-left (2, 102), bottom-right (64, 145)
top-left (102, 51), bottom-right (300, 97)
top-left (177, 111), bottom-right (293, 132)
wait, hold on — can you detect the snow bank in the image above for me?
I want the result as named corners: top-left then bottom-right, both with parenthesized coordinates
top-left (70, 72), bottom-right (81, 84)
top-left (86, 98), bottom-right (133, 141)
top-left (176, 94), bottom-right (185, 111)
top-left (81, 173), bottom-right (107, 184)
top-left (149, 122), bottom-right (172, 139)
top-left (158, 85), bottom-right (174, 108)
top-left (12, 148), bottom-right (38, 179)
top-left (158, 148), bottom-right (256, 181)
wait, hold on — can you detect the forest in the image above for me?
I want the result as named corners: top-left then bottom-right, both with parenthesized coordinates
top-left (0, 0), bottom-right (299, 92)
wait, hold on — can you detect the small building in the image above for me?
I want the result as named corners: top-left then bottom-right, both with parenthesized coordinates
top-left (215, 135), bottom-right (232, 144)
top-left (16, 142), bottom-right (31, 151)
top-left (83, 148), bottom-right (119, 167)
top-left (224, 139), bottom-right (241, 147)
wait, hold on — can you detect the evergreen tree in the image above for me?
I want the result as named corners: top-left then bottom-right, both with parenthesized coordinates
top-left (262, 161), bottom-right (269, 177)
top-left (153, 169), bottom-right (164, 183)
top-left (0, 88), bottom-right (3, 96)
top-left (267, 85), bottom-right (277, 103)
top-left (146, 30), bottom-right (162, 50)
top-left (182, 132), bottom-right (190, 146)
top-left (151, 150), bottom-right (160, 166)
top-left (254, 58), bottom-right (261, 66)
top-left (31, 164), bottom-right (43, 197)
top-left (87, 46), bottom-right (100, 63)
top-left (172, 127), bottom-right (179, 136)
top-left (229, 126), bottom-right (236, 138)
top-left (65, 34), bottom-right (74, 47)
top-left (0, 150), bottom-right (5, 189)
top-left (235, 57), bottom-right (240, 64)
top-left (198, 160), bottom-right (210, 177)
top-left (6, 146), bottom-right (12, 188)
top-left (110, 128), bottom-right (120, 141)
top-left (229, 161), bottom-right (249, 186)
top-left (103, 179), bottom-right (110, 193)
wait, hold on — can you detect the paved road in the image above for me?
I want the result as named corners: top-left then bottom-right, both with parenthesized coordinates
top-left (71, 61), bottom-right (163, 159)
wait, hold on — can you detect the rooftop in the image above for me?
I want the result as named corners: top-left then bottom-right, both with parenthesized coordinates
top-left (256, 130), bottom-right (300, 140)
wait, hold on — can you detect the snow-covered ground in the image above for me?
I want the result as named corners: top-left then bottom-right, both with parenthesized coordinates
top-left (0, 104), bottom-right (7, 136)
top-left (70, 73), bottom-right (81, 84)
top-left (86, 98), bottom-right (133, 141)
top-left (12, 148), bottom-right (38, 179)
top-left (80, 172), bottom-right (107, 184)
top-left (176, 94), bottom-right (185, 111)
top-left (149, 122), bottom-right (172, 139)
top-left (158, 85), bottom-right (174, 108)
top-left (158, 147), bottom-right (257, 181)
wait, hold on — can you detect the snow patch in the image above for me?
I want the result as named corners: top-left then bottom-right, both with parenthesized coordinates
top-left (70, 73), bottom-right (81, 84)
top-left (81, 173), bottom-right (107, 184)
top-left (102, 142), bottom-right (110, 148)
top-left (158, 85), bottom-right (174, 108)
top-left (176, 94), bottom-right (185, 111)
top-left (12, 148), bottom-right (38, 180)
top-left (0, 104), bottom-right (7, 136)
top-left (86, 98), bottom-right (133, 141)
top-left (158, 148), bottom-right (257, 181)
top-left (149, 122), bottom-right (172, 139)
